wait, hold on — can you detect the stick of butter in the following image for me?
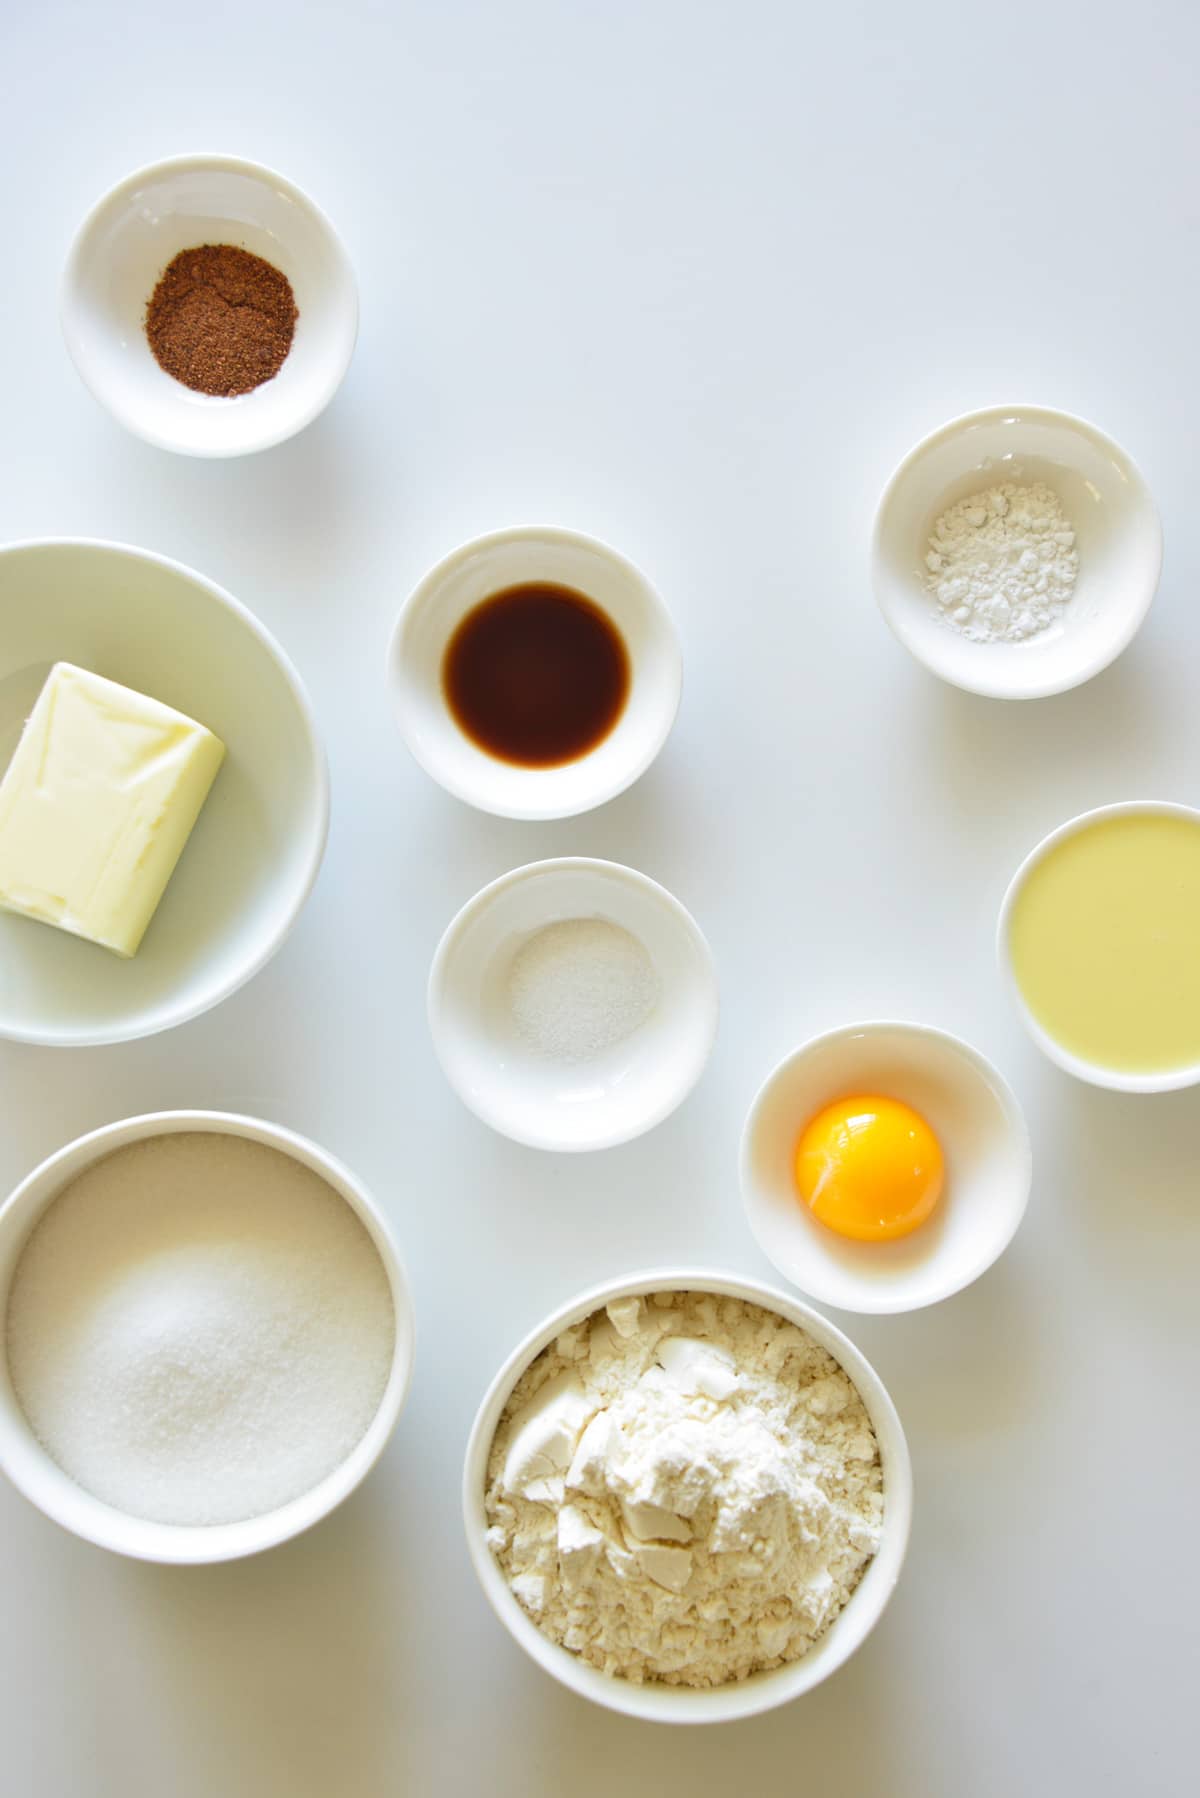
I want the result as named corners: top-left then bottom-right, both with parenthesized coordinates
top-left (0, 662), bottom-right (226, 957)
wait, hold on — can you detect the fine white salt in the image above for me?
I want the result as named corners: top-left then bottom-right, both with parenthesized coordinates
top-left (507, 917), bottom-right (660, 1062)
top-left (5, 1133), bottom-right (395, 1527)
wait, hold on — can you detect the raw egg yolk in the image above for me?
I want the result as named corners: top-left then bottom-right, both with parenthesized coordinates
top-left (794, 1094), bottom-right (944, 1242)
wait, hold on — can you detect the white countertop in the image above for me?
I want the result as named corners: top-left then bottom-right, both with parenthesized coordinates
top-left (2, 3), bottom-right (1197, 1793)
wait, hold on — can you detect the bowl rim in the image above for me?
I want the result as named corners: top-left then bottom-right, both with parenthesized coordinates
top-left (996, 798), bottom-right (1200, 1093)
top-left (870, 401), bottom-right (1164, 700)
top-left (0, 1109), bottom-right (415, 1563)
top-left (738, 1019), bottom-right (1033, 1314)
top-left (427, 855), bottom-right (719, 1151)
top-left (59, 150), bottom-right (360, 458)
top-left (0, 535), bottom-right (331, 1047)
top-left (461, 1266), bottom-right (913, 1723)
top-left (387, 523), bottom-right (683, 820)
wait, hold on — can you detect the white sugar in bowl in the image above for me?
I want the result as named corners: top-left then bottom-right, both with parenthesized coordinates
top-left (0, 1111), bottom-right (415, 1563)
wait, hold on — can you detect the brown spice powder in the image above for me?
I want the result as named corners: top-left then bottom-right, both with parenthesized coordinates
top-left (145, 244), bottom-right (298, 397)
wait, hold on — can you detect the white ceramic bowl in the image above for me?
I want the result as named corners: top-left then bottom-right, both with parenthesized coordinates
top-left (0, 1111), bottom-right (415, 1563)
top-left (463, 1268), bottom-right (912, 1723)
top-left (389, 527), bottom-right (682, 820)
top-left (872, 404), bottom-right (1162, 698)
top-left (428, 858), bottom-right (717, 1151)
top-left (61, 153), bottom-right (358, 457)
top-left (997, 799), bottom-right (1200, 1093)
top-left (0, 539), bottom-right (329, 1046)
top-left (740, 1023), bottom-right (1032, 1314)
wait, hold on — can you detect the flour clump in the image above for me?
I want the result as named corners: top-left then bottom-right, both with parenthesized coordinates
top-left (484, 1290), bottom-right (883, 1687)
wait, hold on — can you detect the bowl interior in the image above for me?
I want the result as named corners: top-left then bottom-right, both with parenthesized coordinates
top-left (742, 1025), bottom-right (1031, 1313)
top-left (62, 157), bottom-right (357, 456)
top-left (430, 861), bottom-right (717, 1150)
top-left (391, 531), bottom-right (681, 819)
top-left (0, 542), bottom-right (327, 1045)
top-left (463, 1269), bottom-right (912, 1722)
top-left (873, 407), bottom-right (1161, 698)
top-left (0, 1112), bottom-right (414, 1563)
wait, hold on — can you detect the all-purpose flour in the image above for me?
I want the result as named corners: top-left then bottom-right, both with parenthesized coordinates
top-left (485, 1291), bottom-right (883, 1687)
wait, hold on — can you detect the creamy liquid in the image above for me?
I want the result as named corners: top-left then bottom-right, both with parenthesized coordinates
top-left (1008, 812), bottom-right (1200, 1074)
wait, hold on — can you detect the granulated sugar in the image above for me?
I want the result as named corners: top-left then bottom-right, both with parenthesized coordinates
top-left (507, 919), bottom-right (660, 1061)
top-left (5, 1133), bottom-right (395, 1527)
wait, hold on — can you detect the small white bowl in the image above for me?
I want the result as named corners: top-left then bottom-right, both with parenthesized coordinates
top-left (872, 404), bottom-right (1162, 698)
top-left (0, 1111), bottom-right (415, 1563)
top-left (462, 1267), bottom-right (912, 1723)
top-left (740, 1023), bottom-right (1032, 1314)
top-left (389, 526), bottom-right (682, 820)
top-left (0, 538), bottom-right (329, 1046)
top-left (997, 799), bottom-right (1200, 1093)
top-left (428, 858), bottom-right (717, 1151)
top-left (61, 153), bottom-right (358, 457)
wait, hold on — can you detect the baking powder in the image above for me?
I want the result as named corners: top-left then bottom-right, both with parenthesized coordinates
top-left (925, 480), bottom-right (1079, 642)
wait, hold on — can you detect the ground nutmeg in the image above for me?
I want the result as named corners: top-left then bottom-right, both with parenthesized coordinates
top-left (145, 244), bottom-right (298, 397)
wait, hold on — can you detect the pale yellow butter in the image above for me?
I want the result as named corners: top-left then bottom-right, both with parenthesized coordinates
top-left (0, 662), bottom-right (225, 957)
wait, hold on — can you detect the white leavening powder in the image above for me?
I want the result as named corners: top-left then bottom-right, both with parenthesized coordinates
top-left (507, 918), bottom-right (660, 1062)
top-left (924, 480), bottom-right (1079, 642)
top-left (6, 1133), bottom-right (395, 1527)
top-left (485, 1291), bottom-right (883, 1687)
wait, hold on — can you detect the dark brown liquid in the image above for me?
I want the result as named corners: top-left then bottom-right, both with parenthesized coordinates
top-left (442, 583), bottom-right (631, 768)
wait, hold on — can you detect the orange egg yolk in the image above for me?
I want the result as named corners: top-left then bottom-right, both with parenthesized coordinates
top-left (794, 1094), bottom-right (945, 1242)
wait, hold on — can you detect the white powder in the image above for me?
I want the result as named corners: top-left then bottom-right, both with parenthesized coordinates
top-left (485, 1291), bottom-right (883, 1687)
top-left (924, 480), bottom-right (1079, 642)
top-left (507, 918), bottom-right (660, 1062)
top-left (5, 1133), bottom-right (395, 1527)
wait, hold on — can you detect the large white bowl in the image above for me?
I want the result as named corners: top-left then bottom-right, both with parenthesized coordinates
top-left (61, 153), bottom-right (358, 457)
top-left (997, 799), bottom-right (1200, 1093)
top-left (740, 1023), bottom-right (1032, 1314)
top-left (0, 1111), bottom-right (415, 1563)
top-left (0, 539), bottom-right (329, 1046)
top-left (389, 526), bottom-right (682, 820)
top-left (872, 404), bottom-right (1162, 698)
top-left (428, 858), bottom-right (718, 1151)
top-left (463, 1269), bottom-right (911, 1723)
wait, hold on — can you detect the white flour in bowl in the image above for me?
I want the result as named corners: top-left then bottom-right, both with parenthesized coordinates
top-left (484, 1290), bottom-right (883, 1687)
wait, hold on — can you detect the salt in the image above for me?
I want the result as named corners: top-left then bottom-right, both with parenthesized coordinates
top-left (507, 918), bottom-right (660, 1062)
top-left (5, 1133), bottom-right (395, 1527)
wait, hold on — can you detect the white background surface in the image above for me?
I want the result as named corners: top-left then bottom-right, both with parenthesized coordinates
top-left (1, 3), bottom-right (1197, 1793)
